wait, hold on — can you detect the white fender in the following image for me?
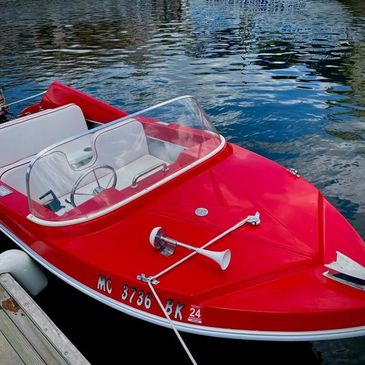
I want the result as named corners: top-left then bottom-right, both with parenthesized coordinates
top-left (0, 249), bottom-right (48, 295)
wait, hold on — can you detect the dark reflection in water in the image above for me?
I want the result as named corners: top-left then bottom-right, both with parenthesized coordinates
top-left (1, 0), bottom-right (365, 364)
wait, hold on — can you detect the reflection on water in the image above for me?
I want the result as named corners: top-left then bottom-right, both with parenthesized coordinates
top-left (0, 0), bottom-right (365, 364)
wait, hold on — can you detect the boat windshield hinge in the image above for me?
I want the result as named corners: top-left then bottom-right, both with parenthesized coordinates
top-left (137, 273), bottom-right (159, 285)
top-left (288, 168), bottom-right (300, 177)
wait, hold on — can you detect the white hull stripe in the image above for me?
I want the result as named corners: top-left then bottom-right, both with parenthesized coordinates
top-left (1, 223), bottom-right (365, 342)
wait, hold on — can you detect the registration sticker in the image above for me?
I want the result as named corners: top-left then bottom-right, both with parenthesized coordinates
top-left (188, 304), bottom-right (202, 324)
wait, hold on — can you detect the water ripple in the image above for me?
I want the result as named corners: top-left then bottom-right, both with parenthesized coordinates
top-left (1, 0), bottom-right (365, 363)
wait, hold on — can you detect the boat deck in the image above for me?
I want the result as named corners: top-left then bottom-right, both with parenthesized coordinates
top-left (0, 273), bottom-right (90, 365)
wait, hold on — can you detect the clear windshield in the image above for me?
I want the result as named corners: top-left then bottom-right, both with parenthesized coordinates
top-left (27, 96), bottom-right (223, 224)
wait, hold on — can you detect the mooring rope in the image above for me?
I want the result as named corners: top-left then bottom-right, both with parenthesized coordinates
top-left (152, 212), bottom-right (260, 281)
top-left (140, 212), bottom-right (260, 364)
top-left (0, 90), bottom-right (46, 109)
top-left (147, 279), bottom-right (198, 365)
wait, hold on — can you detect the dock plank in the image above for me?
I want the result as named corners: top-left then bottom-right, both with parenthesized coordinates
top-left (0, 309), bottom-right (46, 365)
top-left (0, 273), bottom-right (90, 365)
top-left (0, 330), bottom-right (25, 365)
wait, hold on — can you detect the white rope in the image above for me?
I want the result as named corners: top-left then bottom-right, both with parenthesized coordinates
top-left (152, 212), bottom-right (260, 280)
top-left (147, 279), bottom-right (198, 365)
top-left (140, 213), bottom-right (260, 364)
top-left (0, 91), bottom-right (46, 108)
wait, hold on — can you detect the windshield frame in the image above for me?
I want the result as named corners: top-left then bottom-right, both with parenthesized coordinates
top-left (26, 95), bottom-right (226, 226)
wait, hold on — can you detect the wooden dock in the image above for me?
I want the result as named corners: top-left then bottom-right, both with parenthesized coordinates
top-left (0, 273), bottom-right (90, 365)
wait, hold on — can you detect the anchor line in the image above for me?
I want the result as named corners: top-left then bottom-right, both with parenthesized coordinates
top-left (147, 279), bottom-right (198, 365)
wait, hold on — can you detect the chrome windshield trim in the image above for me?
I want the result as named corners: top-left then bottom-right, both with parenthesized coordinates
top-left (25, 96), bottom-right (222, 225)
top-left (27, 135), bottom-right (226, 227)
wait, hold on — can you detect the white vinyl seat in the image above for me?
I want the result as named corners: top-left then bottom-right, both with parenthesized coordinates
top-left (0, 104), bottom-right (88, 194)
top-left (27, 118), bottom-right (169, 214)
top-left (93, 119), bottom-right (167, 190)
top-left (1, 110), bottom-right (178, 215)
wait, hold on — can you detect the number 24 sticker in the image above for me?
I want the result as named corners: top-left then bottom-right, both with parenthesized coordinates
top-left (188, 304), bottom-right (202, 324)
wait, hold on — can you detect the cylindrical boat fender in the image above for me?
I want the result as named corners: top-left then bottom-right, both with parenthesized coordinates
top-left (0, 249), bottom-right (48, 295)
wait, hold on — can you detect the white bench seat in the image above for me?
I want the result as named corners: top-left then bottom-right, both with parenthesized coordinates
top-left (0, 104), bottom-right (88, 194)
top-left (21, 117), bottom-right (171, 216)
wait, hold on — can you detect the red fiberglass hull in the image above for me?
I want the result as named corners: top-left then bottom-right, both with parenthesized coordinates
top-left (1, 82), bottom-right (365, 341)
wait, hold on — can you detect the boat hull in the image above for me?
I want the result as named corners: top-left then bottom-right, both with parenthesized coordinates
top-left (1, 81), bottom-right (365, 341)
top-left (2, 222), bottom-right (365, 342)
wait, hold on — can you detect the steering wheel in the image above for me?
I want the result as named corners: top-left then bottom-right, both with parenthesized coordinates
top-left (69, 165), bottom-right (117, 207)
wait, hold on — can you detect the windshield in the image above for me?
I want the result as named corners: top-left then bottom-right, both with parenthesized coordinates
top-left (26, 96), bottom-right (224, 225)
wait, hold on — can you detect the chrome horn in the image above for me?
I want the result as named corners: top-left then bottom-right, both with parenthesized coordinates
top-left (149, 227), bottom-right (231, 270)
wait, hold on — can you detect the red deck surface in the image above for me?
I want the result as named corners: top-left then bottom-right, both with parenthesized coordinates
top-left (1, 81), bottom-right (365, 337)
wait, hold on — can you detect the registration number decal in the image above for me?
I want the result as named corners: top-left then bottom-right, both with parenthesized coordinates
top-left (121, 284), bottom-right (152, 309)
top-left (97, 276), bottom-right (188, 321)
top-left (188, 304), bottom-right (202, 324)
top-left (120, 283), bottom-right (186, 320)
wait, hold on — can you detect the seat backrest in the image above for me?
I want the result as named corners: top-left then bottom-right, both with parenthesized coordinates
top-left (93, 119), bottom-right (149, 169)
top-left (0, 103), bottom-right (88, 168)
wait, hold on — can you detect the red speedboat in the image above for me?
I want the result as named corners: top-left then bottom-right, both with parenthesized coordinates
top-left (0, 81), bottom-right (364, 341)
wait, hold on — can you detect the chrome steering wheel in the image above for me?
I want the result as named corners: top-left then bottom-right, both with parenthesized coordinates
top-left (69, 165), bottom-right (117, 207)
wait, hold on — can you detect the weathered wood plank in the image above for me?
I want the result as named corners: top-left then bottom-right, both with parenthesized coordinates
top-left (0, 330), bottom-right (25, 365)
top-left (0, 273), bottom-right (90, 365)
top-left (0, 285), bottom-right (68, 365)
top-left (0, 310), bottom-right (46, 365)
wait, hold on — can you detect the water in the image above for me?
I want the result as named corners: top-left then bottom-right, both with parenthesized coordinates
top-left (0, 0), bottom-right (365, 363)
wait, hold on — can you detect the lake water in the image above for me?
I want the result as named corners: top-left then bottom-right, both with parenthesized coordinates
top-left (1, 0), bottom-right (365, 364)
